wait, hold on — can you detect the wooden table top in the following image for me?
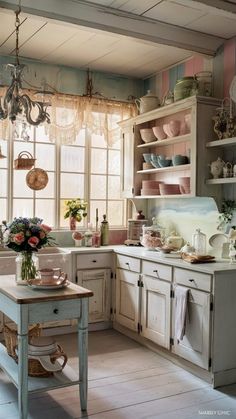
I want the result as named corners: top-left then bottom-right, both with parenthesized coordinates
top-left (0, 275), bottom-right (93, 304)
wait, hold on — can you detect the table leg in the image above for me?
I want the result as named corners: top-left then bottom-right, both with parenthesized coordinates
top-left (78, 298), bottom-right (89, 411)
top-left (18, 306), bottom-right (29, 419)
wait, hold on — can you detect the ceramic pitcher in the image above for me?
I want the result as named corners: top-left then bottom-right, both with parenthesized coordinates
top-left (135, 90), bottom-right (160, 114)
top-left (209, 157), bottom-right (225, 179)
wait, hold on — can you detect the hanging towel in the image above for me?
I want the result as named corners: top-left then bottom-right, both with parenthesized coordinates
top-left (175, 285), bottom-right (189, 342)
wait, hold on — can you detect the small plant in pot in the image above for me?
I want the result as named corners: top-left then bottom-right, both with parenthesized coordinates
top-left (64, 199), bottom-right (87, 230)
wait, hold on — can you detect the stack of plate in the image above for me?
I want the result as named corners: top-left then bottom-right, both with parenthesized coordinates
top-left (141, 180), bottom-right (163, 195)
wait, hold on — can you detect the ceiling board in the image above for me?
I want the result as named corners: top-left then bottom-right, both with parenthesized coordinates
top-left (143, 1), bottom-right (207, 26)
top-left (187, 13), bottom-right (236, 37)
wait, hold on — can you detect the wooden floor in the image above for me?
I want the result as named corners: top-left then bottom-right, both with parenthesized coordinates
top-left (0, 329), bottom-right (236, 418)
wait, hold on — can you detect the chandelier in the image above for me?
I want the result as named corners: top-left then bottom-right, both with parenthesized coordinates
top-left (0, 2), bottom-right (50, 126)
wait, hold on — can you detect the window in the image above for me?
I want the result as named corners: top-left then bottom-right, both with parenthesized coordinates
top-left (0, 115), bottom-right (126, 229)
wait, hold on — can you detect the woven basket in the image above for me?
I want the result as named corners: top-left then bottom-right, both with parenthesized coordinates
top-left (14, 151), bottom-right (36, 170)
top-left (3, 324), bottom-right (67, 377)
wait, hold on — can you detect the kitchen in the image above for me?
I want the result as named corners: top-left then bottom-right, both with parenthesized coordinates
top-left (1, 0), bottom-right (236, 418)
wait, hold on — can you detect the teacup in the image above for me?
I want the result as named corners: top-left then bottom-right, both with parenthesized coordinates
top-left (37, 268), bottom-right (61, 282)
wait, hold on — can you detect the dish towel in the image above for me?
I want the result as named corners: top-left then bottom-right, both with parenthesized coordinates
top-left (175, 285), bottom-right (189, 342)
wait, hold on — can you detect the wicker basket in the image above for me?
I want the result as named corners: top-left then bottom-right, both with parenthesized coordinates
top-left (14, 151), bottom-right (36, 170)
top-left (3, 324), bottom-right (67, 377)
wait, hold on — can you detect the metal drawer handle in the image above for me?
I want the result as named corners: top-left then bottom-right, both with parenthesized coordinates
top-left (53, 309), bottom-right (59, 314)
top-left (125, 262), bottom-right (130, 270)
top-left (153, 269), bottom-right (159, 278)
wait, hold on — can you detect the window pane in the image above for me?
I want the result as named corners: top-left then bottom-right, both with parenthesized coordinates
top-left (61, 146), bottom-right (84, 172)
top-left (108, 176), bottom-right (121, 199)
top-left (0, 170), bottom-right (7, 196)
top-left (13, 122), bottom-right (33, 142)
top-left (13, 199), bottom-right (33, 218)
top-left (60, 173), bottom-right (84, 198)
top-left (90, 201), bottom-right (106, 227)
top-left (0, 199), bottom-right (7, 221)
top-left (35, 200), bottom-right (55, 227)
top-left (108, 201), bottom-right (124, 226)
top-left (75, 129), bottom-right (85, 146)
top-left (108, 150), bottom-right (120, 175)
top-left (36, 144), bottom-right (55, 171)
top-left (36, 125), bottom-right (52, 143)
top-left (13, 171), bottom-right (33, 198)
top-left (90, 175), bottom-right (106, 199)
top-left (36, 172), bottom-right (55, 198)
top-left (91, 133), bottom-right (107, 148)
top-left (13, 142), bottom-right (33, 159)
top-left (0, 142), bottom-right (7, 168)
top-left (91, 149), bottom-right (106, 174)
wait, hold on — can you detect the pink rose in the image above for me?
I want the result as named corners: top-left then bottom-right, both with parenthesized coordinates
top-left (28, 236), bottom-right (39, 248)
top-left (39, 231), bottom-right (46, 239)
top-left (13, 232), bottom-right (25, 245)
top-left (41, 224), bottom-right (52, 233)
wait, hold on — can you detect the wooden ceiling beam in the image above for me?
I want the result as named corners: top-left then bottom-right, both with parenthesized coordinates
top-left (0, 0), bottom-right (224, 56)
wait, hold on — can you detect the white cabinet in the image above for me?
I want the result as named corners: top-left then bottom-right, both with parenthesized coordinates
top-left (76, 252), bottom-right (113, 324)
top-left (115, 254), bottom-right (140, 331)
top-left (77, 269), bottom-right (111, 323)
top-left (172, 287), bottom-right (211, 369)
top-left (119, 96), bottom-right (221, 200)
top-left (141, 276), bottom-right (171, 349)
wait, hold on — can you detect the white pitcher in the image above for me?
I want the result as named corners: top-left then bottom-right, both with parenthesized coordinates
top-left (135, 90), bottom-right (160, 114)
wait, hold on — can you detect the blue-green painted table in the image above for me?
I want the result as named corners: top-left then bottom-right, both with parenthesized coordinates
top-left (0, 275), bottom-right (93, 419)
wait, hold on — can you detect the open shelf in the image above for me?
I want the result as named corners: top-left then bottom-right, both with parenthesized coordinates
top-left (206, 177), bottom-right (236, 185)
top-left (206, 137), bottom-right (236, 148)
top-left (135, 194), bottom-right (192, 199)
top-left (137, 164), bottom-right (190, 174)
top-left (137, 133), bottom-right (191, 149)
top-left (0, 343), bottom-right (80, 393)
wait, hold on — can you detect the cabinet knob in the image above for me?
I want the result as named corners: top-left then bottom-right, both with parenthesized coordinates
top-left (153, 269), bottom-right (159, 278)
top-left (188, 279), bottom-right (194, 282)
top-left (92, 260), bottom-right (97, 263)
top-left (53, 308), bottom-right (59, 314)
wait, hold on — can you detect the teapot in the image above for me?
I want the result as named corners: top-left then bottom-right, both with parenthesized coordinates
top-left (135, 90), bottom-right (160, 114)
top-left (209, 157), bottom-right (225, 179)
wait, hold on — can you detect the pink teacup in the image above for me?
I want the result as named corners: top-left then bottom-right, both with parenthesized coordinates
top-left (37, 268), bottom-right (61, 282)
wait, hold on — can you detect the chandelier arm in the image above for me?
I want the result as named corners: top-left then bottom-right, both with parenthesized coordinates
top-left (20, 94), bottom-right (50, 125)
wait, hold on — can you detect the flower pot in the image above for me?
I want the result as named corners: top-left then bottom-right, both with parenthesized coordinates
top-left (69, 216), bottom-right (77, 230)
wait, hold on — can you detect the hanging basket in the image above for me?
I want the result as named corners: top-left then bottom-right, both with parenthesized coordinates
top-left (14, 151), bottom-right (36, 170)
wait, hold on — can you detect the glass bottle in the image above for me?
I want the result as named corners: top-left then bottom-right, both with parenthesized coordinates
top-left (101, 215), bottom-right (109, 246)
top-left (192, 228), bottom-right (206, 255)
top-left (84, 223), bottom-right (93, 247)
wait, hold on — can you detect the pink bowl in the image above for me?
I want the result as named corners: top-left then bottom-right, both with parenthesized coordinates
top-left (163, 120), bottom-right (181, 138)
top-left (159, 183), bottom-right (180, 195)
top-left (141, 188), bottom-right (160, 196)
top-left (142, 180), bottom-right (163, 188)
top-left (179, 177), bottom-right (190, 194)
top-left (152, 126), bottom-right (167, 141)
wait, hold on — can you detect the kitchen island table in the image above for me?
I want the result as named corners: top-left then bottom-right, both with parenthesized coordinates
top-left (0, 275), bottom-right (93, 419)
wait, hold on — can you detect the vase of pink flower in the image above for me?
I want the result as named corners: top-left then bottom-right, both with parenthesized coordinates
top-left (3, 217), bottom-right (54, 285)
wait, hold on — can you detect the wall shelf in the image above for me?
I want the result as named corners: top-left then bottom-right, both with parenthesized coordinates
top-left (137, 164), bottom-right (190, 174)
top-left (206, 178), bottom-right (236, 185)
top-left (206, 137), bottom-right (236, 148)
top-left (137, 134), bottom-right (191, 149)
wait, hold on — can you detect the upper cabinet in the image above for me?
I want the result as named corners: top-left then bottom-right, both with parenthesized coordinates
top-left (119, 96), bottom-right (221, 201)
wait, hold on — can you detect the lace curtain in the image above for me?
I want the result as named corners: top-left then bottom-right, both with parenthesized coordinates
top-left (0, 87), bottom-right (137, 146)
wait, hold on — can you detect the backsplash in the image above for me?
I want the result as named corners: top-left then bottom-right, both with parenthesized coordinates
top-left (147, 197), bottom-right (220, 254)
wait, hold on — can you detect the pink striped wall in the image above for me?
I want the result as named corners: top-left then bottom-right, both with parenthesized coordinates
top-left (184, 56), bottom-right (205, 77)
top-left (223, 39), bottom-right (236, 98)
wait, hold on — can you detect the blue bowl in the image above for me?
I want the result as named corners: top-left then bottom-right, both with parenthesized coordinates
top-left (143, 153), bottom-right (152, 163)
top-left (172, 155), bottom-right (188, 166)
top-left (150, 160), bottom-right (160, 168)
top-left (158, 158), bottom-right (172, 168)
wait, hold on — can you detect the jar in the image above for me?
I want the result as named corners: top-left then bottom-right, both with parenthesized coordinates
top-left (174, 77), bottom-right (197, 102)
top-left (100, 215), bottom-right (109, 246)
top-left (140, 225), bottom-right (163, 250)
top-left (192, 229), bottom-right (206, 256)
top-left (84, 223), bottom-right (93, 247)
top-left (195, 71), bottom-right (212, 97)
top-left (135, 90), bottom-right (160, 114)
top-left (15, 252), bottom-right (39, 285)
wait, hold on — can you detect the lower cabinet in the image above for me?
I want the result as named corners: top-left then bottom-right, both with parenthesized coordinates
top-left (172, 287), bottom-right (211, 369)
top-left (77, 269), bottom-right (111, 323)
top-left (141, 276), bottom-right (171, 349)
top-left (115, 268), bottom-right (140, 332)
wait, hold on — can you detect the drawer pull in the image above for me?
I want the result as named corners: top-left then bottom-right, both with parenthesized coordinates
top-left (188, 279), bottom-right (197, 286)
top-left (53, 309), bottom-right (59, 314)
top-left (153, 269), bottom-right (159, 278)
top-left (92, 260), bottom-right (97, 263)
top-left (125, 262), bottom-right (130, 269)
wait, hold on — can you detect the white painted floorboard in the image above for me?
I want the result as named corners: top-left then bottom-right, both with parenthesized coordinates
top-left (0, 329), bottom-right (235, 418)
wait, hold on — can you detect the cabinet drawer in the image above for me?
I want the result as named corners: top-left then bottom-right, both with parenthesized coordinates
top-left (29, 299), bottom-right (81, 324)
top-left (142, 260), bottom-right (172, 282)
top-left (174, 268), bottom-right (212, 292)
top-left (77, 253), bottom-right (111, 269)
top-left (116, 254), bottom-right (140, 273)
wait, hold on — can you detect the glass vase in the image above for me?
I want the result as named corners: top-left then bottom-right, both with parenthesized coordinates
top-left (15, 252), bottom-right (39, 285)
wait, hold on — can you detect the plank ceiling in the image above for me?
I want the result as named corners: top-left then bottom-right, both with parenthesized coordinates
top-left (0, 0), bottom-right (236, 78)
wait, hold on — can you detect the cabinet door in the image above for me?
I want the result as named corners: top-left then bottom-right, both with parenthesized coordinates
top-left (77, 269), bottom-right (111, 323)
top-left (121, 125), bottom-right (134, 198)
top-left (141, 276), bottom-right (171, 349)
top-left (116, 268), bottom-right (139, 331)
top-left (172, 287), bottom-right (211, 370)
